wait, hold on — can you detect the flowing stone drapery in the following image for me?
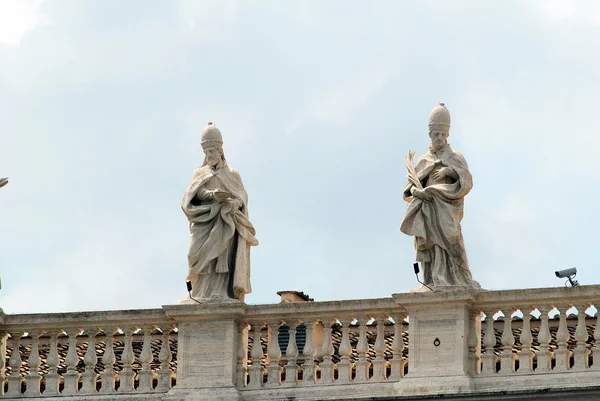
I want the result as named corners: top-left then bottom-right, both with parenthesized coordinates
top-left (401, 103), bottom-right (479, 290)
top-left (182, 123), bottom-right (258, 302)
top-left (182, 162), bottom-right (259, 301)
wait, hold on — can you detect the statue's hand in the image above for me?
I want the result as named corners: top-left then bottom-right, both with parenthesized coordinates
top-left (432, 167), bottom-right (454, 181)
top-left (230, 198), bottom-right (243, 210)
top-left (212, 190), bottom-right (231, 202)
top-left (412, 188), bottom-right (432, 201)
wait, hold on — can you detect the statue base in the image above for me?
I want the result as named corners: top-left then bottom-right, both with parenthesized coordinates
top-left (179, 296), bottom-right (243, 305)
top-left (163, 302), bottom-right (246, 399)
top-left (410, 283), bottom-right (485, 293)
top-left (392, 290), bottom-right (480, 396)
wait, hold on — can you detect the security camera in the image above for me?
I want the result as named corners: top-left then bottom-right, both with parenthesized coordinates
top-left (555, 267), bottom-right (579, 287)
top-left (555, 267), bottom-right (577, 278)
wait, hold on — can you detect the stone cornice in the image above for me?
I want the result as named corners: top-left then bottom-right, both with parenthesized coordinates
top-left (2, 308), bottom-right (170, 331)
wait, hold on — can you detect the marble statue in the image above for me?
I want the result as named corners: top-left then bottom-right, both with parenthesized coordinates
top-left (182, 123), bottom-right (258, 301)
top-left (0, 177), bottom-right (7, 189)
top-left (400, 103), bottom-right (479, 290)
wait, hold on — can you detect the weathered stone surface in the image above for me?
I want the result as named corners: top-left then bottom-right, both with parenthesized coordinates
top-left (4, 286), bottom-right (600, 399)
top-left (181, 123), bottom-right (258, 302)
top-left (401, 103), bottom-right (479, 290)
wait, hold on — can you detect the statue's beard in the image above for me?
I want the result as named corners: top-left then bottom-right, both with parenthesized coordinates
top-left (432, 141), bottom-right (446, 151)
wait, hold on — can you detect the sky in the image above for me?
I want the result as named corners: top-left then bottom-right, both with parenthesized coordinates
top-left (1, 0), bottom-right (599, 314)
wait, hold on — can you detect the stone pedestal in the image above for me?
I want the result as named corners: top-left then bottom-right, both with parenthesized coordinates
top-left (163, 301), bottom-right (246, 401)
top-left (392, 290), bottom-right (478, 396)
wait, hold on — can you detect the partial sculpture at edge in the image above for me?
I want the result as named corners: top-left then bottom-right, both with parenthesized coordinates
top-left (0, 177), bottom-right (7, 189)
top-left (182, 123), bottom-right (259, 302)
top-left (401, 103), bottom-right (480, 290)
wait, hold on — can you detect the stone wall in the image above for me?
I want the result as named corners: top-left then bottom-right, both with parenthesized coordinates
top-left (2, 285), bottom-right (600, 400)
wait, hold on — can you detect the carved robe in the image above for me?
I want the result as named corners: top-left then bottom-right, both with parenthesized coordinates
top-left (182, 162), bottom-right (258, 300)
top-left (401, 144), bottom-right (479, 288)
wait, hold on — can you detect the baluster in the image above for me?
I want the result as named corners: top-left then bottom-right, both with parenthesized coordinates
top-left (554, 305), bottom-right (571, 371)
top-left (44, 330), bottom-right (61, 395)
top-left (100, 328), bottom-right (117, 394)
top-left (536, 306), bottom-right (553, 372)
top-left (236, 322), bottom-right (249, 388)
top-left (372, 315), bottom-right (388, 380)
top-left (285, 320), bottom-right (300, 385)
top-left (389, 314), bottom-right (406, 380)
top-left (138, 325), bottom-right (154, 391)
top-left (301, 319), bottom-right (317, 385)
top-left (467, 310), bottom-right (481, 376)
top-left (248, 322), bottom-right (264, 389)
top-left (62, 328), bottom-right (81, 395)
top-left (319, 319), bottom-right (335, 384)
top-left (574, 304), bottom-right (591, 370)
top-left (594, 307), bottom-right (600, 370)
top-left (482, 310), bottom-right (497, 374)
top-left (0, 331), bottom-right (7, 395)
top-left (517, 307), bottom-right (534, 373)
top-left (6, 332), bottom-right (23, 396)
top-left (119, 327), bottom-right (137, 392)
top-left (156, 328), bottom-right (173, 391)
top-left (80, 328), bottom-right (98, 394)
top-left (336, 317), bottom-right (353, 383)
top-left (499, 309), bottom-right (515, 374)
top-left (266, 321), bottom-right (283, 386)
top-left (354, 316), bottom-right (369, 382)
top-left (25, 331), bottom-right (41, 396)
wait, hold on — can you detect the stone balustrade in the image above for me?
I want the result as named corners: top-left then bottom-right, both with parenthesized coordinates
top-left (2, 285), bottom-right (600, 400)
top-left (469, 286), bottom-right (600, 393)
top-left (0, 309), bottom-right (176, 398)
top-left (237, 298), bottom-right (407, 396)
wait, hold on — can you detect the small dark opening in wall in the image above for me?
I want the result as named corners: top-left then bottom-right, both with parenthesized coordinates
top-left (278, 324), bottom-right (307, 356)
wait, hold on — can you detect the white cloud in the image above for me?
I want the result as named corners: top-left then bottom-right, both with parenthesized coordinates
top-left (309, 69), bottom-right (387, 124)
top-left (0, 218), bottom-right (187, 314)
top-left (178, 0), bottom-right (237, 42)
top-left (0, 0), bottom-right (49, 47)
top-left (530, 1), bottom-right (600, 25)
top-left (3, 1), bottom-right (600, 314)
top-left (468, 196), bottom-right (544, 290)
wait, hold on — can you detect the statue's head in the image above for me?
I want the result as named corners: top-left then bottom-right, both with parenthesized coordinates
top-left (201, 122), bottom-right (225, 167)
top-left (428, 102), bottom-right (451, 151)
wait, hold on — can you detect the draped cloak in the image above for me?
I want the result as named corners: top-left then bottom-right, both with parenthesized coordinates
top-left (400, 145), bottom-right (478, 288)
top-left (181, 162), bottom-right (258, 300)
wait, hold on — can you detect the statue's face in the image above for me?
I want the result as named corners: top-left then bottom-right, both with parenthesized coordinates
top-left (204, 147), bottom-right (222, 167)
top-left (429, 130), bottom-right (448, 151)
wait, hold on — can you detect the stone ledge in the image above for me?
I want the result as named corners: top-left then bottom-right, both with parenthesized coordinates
top-left (1, 393), bottom-right (166, 401)
top-left (240, 381), bottom-right (396, 401)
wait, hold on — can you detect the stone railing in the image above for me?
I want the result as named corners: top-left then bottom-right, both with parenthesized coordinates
top-left (470, 287), bottom-right (600, 392)
top-left (0, 309), bottom-right (176, 399)
top-left (237, 298), bottom-right (407, 400)
top-left (2, 285), bottom-right (600, 400)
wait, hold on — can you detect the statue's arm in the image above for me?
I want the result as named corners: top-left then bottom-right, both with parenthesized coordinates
top-left (229, 169), bottom-right (249, 203)
top-left (444, 167), bottom-right (459, 180)
top-left (403, 184), bottom-right (416, 200)
top-left (185, 169), bottom-right (217, 206)
top-left (197, 188), bottom-right (214, 201)
top-left (188, 189), bottom-right (213, 206)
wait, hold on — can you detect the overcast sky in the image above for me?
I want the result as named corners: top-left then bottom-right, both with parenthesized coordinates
top-left (1, 0), bottom-right (599, 314)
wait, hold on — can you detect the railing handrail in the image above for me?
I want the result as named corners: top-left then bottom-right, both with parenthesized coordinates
top-left (1, 308), bottom-right (173, 332)
top-left (474, 284), bottom-right (600, 310)
top-left (243, 297), bottom-right (405, 321)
